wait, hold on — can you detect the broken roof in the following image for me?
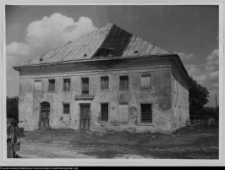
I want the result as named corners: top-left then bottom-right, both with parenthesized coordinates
top-left (19, 22), bottom-right (173, 66)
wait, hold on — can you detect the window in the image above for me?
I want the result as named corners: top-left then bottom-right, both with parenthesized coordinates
top-left (141, 74), bottom-right (151, 89)
top-left (141, 104), bottom-right (152, 123)
top-left (63, 103), bottom-right (70, 114)
top-left (34, 80), bottom-right (42, 92)
top-left (82, 78), bottom-right (89, 95)
top-left (63, 79), bottom-right (70, 91)
top-left (119, 76), bottom-right (129, 90)
top-left (101, 103), bottom-right (108, 121)
top-left (48, 79), bottom-right (55, 92)
top-left (100, 76), bottom-right (109, 90)
top-left (119, 104), bottom-right (129, 122)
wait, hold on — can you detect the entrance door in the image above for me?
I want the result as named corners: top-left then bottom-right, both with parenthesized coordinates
top-left (80, 104), bottom-right (90, 130)
top-left (40, 102), bottom-right (50, 129)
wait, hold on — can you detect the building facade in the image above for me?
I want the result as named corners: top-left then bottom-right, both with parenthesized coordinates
top-left (14, 23), bottom-right (190, 133)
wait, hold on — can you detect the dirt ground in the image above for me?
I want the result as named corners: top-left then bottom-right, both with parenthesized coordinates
top-left (16, 126), bottom-right (219, 159)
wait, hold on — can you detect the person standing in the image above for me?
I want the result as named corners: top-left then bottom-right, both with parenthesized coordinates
top-left (7, 119), bottom-right (25, 158)
top-left (18, 121), bottom-right (24, 132)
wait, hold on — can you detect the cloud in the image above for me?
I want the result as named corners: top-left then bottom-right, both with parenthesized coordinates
top-left (183, 49), bottom-right (219, 106)
top-left (184, 49), bottom-right (218, 87)
top-left (208, 71), bottom-right (219, 80)
top-left (176, 52), bottom-right (194, 62)
top-left (207, 49), bottom-right (218, 61)
top-left (194, 74), bottom-right (207, 83)
top-left (212, 83), bottom-right (219, 88)
top-left (185, 64), bottom-right (201, 75)
top-left (6, 13), bottom-right (97, 62)
top-left (205, 65), bottom-right (217, 72)
top-left (7, 42), bottom-right (31, 57)
top-left (6, 13), bottom-right (97, 97)
top-left (185, 64), bottom-right (207, 85)
top-left (205, 49), bottom-right (219, 72)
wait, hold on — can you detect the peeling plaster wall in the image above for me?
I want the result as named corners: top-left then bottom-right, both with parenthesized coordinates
top-left (19, 67), bottom-right (175, 133)
top-left (88, 70), bottom-right (173, 133)
top-left (19, 79), bottom-right (34, 131)
top-left (171, 74), bottom-right (189, 131)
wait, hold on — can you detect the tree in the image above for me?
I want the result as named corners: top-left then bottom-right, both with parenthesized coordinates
top-left (7, 96), bottom-right (19, 120)
top-left (202, 106), bottom-right (218, 120)
top-left (189, 76), bottom-right (209, 120)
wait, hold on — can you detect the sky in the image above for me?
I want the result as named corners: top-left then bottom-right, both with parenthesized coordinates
top-left (5, 5), bottom-right (219, 107)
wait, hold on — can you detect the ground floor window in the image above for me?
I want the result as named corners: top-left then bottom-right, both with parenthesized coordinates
top-left (101, 103), bottom-right (108, 121)
top-left (119, 103), bottom-right (129, 122)
top-left (63, 103), bottom-right (70, 114)
top-left (141, 104), bottom-right (152, 123)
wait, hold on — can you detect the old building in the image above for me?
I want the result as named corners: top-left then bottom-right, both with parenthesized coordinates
top-left (13, 22), bottom-right (190, 133)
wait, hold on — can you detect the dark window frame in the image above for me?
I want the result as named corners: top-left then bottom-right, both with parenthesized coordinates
top-left (140, 104), bottom-right (152, 123)
top-left (63, 103), bottom-right (70, 114)
top-left (100, 76), bottom-right (109, 90)
top-left (48, 79), bottom-right (55, 92)
top-left (81, 77), bottom-right (89, 95)
top-left (40, 102), bottom-right (50, 111)
top-left (119, 75), bottom-right (129, 90)
top-left (101, 103), bottom-right (108, 121)
top-left (63, 78), bottom-right (70, 92)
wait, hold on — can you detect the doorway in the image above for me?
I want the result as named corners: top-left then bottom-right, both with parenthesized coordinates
top-left (39, 102), bottom-right (50, 129)
top-left (80, 103), bottom-right (90, 130)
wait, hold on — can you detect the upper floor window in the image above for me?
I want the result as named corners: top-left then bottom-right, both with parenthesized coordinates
top-left (48, 79), bottom-right (55, 92)
top-left (34, 80), bottom-right (42, 92)
top-left (119, 75), bottom-right (129, 90)
top-left (63, 78), bottom-right (70, 92)
top-left (63, 103), bottom-right (70, 114)
top-left (82, 78), bottom-right (89, 95)
top-left (100, 76), bottom-right (109, 90)
top-left (141, 74), bottom-right (151, 89)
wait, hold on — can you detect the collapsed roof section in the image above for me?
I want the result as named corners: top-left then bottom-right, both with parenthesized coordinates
top-left (19, 22), bottom-right (172, 66)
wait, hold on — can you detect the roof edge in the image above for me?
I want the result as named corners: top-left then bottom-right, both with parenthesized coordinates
top-left (13, 54), bottom-right (176, 70)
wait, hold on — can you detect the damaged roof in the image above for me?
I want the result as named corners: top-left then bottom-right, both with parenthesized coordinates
top-left (19, 22), bottom-right (173, 66)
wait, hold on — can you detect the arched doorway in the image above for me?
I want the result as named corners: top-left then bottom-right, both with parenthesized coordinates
top-left (39, 102), bottom-right (50, 129)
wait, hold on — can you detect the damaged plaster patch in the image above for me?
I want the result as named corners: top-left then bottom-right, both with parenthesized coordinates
top-left (129, 106), bottom-right (138, 124)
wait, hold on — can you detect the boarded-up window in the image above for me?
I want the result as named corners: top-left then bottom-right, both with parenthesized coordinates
top-left (100, 76), bottom-right (109, 90)
top-left (63, 103), bottom-right (70, 114)
top-left (141, 104), bottom-right (152, 123)
top-left (120, 76), bottom-right (129, 90)
top-left (48, 79), bottom-right (55, 92)
top-left (119, 104), bottom-right (128, 122)
top-left (34, 80), bottom-right (42, 92)
top-left (82, 78), bottom-right (89, 94)
top-left (101, 103), bottom-right (108, 121)
top-left (63, 79), bottom-right (70, 91)
top-left (141, 74), bottom-right (151, 89)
